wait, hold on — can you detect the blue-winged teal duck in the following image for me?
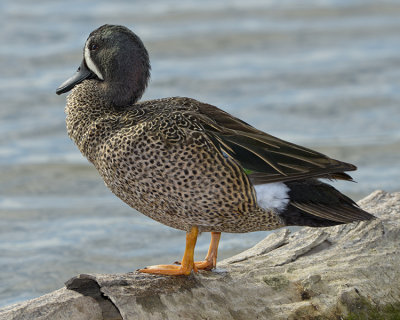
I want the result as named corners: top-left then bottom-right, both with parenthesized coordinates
top-left (56, 25), bottom-right (374, 275)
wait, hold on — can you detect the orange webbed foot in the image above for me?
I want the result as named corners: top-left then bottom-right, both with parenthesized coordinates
top-left (174, 259), bottom-right (215, 270)
top-left (138, 226), bottom-right (199, 276)
top-left (175, 231), bottom-right (221, 271)
top-left (139, 263), bottom-right (197, 276)
top-left (137, 229), bottom-right (222, 276)
top-left (195, 259), bottom-right (216, 271)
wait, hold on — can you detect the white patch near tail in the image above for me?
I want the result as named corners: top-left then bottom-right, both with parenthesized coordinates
top-left (254, 182), bottom-right (290, 212)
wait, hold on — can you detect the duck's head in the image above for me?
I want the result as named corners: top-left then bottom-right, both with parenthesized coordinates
top-left (56, 24), bottom-right (150, 107)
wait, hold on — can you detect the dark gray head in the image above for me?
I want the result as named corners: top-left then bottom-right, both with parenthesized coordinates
top-left (56, 24), bottom-right (151, 107)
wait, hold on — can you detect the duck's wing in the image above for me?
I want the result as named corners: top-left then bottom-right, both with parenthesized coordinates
top-left (195, 102), bottom-right (356, 184)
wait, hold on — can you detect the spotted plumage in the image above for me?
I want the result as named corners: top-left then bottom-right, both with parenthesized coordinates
top-left (57, 24), bottom-right (374, 275)
top-left (66, 87), bottom-right (281, 232)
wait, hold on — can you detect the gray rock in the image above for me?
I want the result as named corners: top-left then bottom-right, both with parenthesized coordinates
top-left (1, 190), bottom-right (399, 320)
top-left (0, 288), bottom-right (103, 320)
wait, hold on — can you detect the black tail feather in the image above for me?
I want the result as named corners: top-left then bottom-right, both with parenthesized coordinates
top-left (280, 179), bottom-right (375, 227)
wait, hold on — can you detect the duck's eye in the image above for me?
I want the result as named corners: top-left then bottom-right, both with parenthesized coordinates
top-left (89, 43), bottom-right (98, 51)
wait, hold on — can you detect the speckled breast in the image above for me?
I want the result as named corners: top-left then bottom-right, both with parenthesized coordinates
top-left (97, 131), bottom-right (242, 231)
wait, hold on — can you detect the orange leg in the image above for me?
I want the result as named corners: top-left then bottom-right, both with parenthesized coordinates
top-left (195, 232), bottom-right (221, 270)
top-left (139, 226), bottom-right (199, 276)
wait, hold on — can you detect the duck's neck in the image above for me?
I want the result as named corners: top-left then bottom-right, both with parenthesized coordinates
top-left (65, 80), bottom-right (119, 162)
top-left (99, 53), bottom-right (150, 107)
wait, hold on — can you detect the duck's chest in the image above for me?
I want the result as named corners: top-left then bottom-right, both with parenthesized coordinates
top-left (92, 122), bottom-right (256, 225)
top-left (93, 124), bottom-right (207, 209)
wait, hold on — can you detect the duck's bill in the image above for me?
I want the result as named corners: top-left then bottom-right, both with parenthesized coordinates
top-left (56, 60), bottom-right (95, 95)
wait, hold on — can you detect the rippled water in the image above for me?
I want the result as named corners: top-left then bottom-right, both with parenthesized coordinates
top-left (1, 0), bottom-right (400, 307)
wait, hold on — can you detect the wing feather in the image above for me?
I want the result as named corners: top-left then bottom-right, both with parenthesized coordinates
top-left (194, 102), bottom-right (356, 184)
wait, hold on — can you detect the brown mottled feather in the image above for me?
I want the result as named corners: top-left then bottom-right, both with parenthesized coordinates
top-left (66, 91), bottom-right (285, 233)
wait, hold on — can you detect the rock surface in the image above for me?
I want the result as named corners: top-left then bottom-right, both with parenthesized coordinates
top-left (1, 190), bottom-right (399, 320)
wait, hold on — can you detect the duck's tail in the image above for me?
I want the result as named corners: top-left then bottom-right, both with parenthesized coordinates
top-left (279, 179), bottom-right (375, 227)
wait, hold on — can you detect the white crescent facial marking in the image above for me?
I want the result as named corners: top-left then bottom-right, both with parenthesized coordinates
top-left (254, 182), bottom-right (290, 212)
top-left (84, 43), bottom-right (104, 80)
